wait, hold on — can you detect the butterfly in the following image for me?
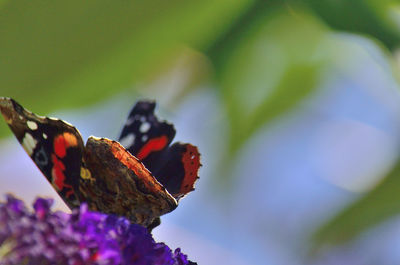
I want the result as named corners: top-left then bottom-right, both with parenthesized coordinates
top-left (0, 97), bottom-right (200, 229)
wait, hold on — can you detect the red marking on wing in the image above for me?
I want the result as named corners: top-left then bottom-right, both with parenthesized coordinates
top-left (179, 144), bottom-right (200, 195)
top-left (51, 154), bottom-right (66, 191)
top-left (50, 154), bottom-right (74, 197)
top-left (51, 135), bottom-right (76, 197)
top-left (54, 132), bottom-right (78, 158)
top-left (136, 135), bottom-right (168, 160)
top-left (109, 140), bottom-right (166, 195)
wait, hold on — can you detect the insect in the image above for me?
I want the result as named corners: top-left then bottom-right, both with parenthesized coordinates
top-left (0, 97), bottom-right (200, 229)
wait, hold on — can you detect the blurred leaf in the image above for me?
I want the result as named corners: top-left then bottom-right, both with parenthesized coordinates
top-left (212, 7), bottom-right (328, 152)
top-left (0, 0), bottom-right (7, 9)
top-left (304, 0), bottom-right (400, 50)
top-left (0, 0), bottom-right (253, 136)
top-left (313, 159), bottom-right (400, 248)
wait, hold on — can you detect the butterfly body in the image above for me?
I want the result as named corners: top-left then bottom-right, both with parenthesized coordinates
top-left (0, 97), bottom-right (200, 228)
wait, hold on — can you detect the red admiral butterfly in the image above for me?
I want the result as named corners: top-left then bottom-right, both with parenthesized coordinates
top-left (0, 97), bottom-right (200, 229)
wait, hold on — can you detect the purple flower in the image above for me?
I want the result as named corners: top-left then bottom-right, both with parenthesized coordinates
top-left (0, 195), bottom-right (196, 265)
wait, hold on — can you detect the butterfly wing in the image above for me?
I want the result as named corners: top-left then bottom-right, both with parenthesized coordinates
top-left (0, 97), bottom-right (85, 208)
top-left (119, 100), bottom-right (200, 200)
top-left (150, 142), bottom-right (201, 200)
top-left (82, 136), bottom-right (177, 227)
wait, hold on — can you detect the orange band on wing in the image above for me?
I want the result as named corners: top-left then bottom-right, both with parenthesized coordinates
top-left (136, 135), bottom-right (168, 160)
top-left (54, 132), bottom-right (78, 158)
top-left (109, 140), bottom-right (165, 194)
top-left (180, 144), bottom-right (200, 195)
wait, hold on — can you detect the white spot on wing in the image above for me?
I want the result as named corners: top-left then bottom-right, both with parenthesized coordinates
top-left (140, 122), bottom-right (150, 133)
top-left (27, 120), bottom-right (38, 130)
top-left (43, 133), bottom-right (47, 139)
top-left (22, 133), bottom-right (37, 155)
top-left (119, 134), bottom-right (135, 149)
top-left (141, 135), bottom-right (148, 142)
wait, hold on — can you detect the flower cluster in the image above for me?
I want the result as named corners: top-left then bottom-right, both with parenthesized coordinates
top-left (0, 195), bottom-right (195, 265)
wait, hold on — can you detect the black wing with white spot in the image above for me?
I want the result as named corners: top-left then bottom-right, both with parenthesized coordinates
top-left (118, 101), bottom-right (175, 168)
top-left (118, 100), bottom-right (200, 200)
top-left (0, 97), bottom-right (85, 208)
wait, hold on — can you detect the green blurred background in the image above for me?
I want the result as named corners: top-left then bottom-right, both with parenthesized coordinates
top-left (2, 1), bottom-right (400, 264)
